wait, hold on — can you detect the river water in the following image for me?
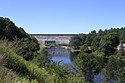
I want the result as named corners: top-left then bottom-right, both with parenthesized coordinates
top-left (47, 47), bottom-right (72, 65)
top-left (47, 46), bottom-right (105, 83)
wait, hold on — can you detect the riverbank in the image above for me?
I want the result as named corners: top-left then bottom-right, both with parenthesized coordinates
top-left (40, 44), bottom-right (80, 52)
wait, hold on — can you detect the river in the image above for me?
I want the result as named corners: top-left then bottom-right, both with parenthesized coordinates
top-left (47, 46), bottom-right (106, 83)
top-left (47, 46), bottom-right (72, 65)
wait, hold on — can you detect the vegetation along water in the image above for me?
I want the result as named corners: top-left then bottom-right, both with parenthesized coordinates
top-left (1, 17), bottom-right (125, 83)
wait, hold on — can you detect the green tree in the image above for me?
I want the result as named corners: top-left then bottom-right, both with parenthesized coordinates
top-left (80, 44), bottom-right (92, 53)
top-left (0, 17), bottom-right (29, 40)
top-left (79, 33), bottom-right (86, 45)
top-left (34, 48), bottom-right (51, 68)
top-left (84, 34), bottom-right (94, 46)
top-left (99, 32), bottom-right (119, 55)
top-left (103, 55), bottom-right (125, 82)
top-left (0, 17), bottom-right (40, 61)
top-left (70, 36), bottom-right (81, 49)
top-left (75, 52), bottom-right (104, 82)
top-left (91, 36), bottom-right (101, 49)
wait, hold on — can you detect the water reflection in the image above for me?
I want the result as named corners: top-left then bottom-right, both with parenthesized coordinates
top-left (51, 55), bottom-right (71, 64)
top-left (47, 47), bottom-right (72, 65)
top-left (47, 47), bottom-right (106, 83)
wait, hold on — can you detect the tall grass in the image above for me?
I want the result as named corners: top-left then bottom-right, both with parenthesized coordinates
top-left (0, 66), bottom-right (39, 83)
top-left (0, 66), bottom-right (16, 83)
top-left (0, 40), bottom-right (54, 83)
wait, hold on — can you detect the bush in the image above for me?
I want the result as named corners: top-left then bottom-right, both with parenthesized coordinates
top-left (0, 42), bottom-right (54, 83)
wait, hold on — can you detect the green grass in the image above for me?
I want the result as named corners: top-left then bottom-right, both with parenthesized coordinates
top-left (0, 66), bottom-right (17, 83)
top-left (0, 41), bottom-right (55, 83)
top-left (0, 66), bottom-right (40, 83)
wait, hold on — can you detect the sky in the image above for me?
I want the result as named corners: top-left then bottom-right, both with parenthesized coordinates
top-left (0, 0), bottom-right (125, 34)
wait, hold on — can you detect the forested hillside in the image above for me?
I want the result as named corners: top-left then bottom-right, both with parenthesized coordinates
top-left (70, 28), bottom-right (125, 82)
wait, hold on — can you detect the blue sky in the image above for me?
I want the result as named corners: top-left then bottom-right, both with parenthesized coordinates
top-left (0, 0), bottom-right (125, 34)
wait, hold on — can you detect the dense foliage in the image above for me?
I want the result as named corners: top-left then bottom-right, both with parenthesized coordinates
top-left (0, 42), bottom-right (53, 83)
top-left (1, 17), bottom-right (125, 82)
top-left (70, 27), bottom-right (125, 82)
top-left (0, 17), bottom-right (85, 83)
top-left (0, 17), bottom-right (40, 61)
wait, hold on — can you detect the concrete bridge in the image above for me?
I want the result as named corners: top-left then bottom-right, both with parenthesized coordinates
top-left (30, 34), bottom-right (77, 45)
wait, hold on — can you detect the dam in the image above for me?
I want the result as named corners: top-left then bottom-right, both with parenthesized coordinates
top-left (30, 34), bottom-right (77, 45)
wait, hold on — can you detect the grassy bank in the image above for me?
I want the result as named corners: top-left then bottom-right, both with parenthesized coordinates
top-left (0, 41), bottom-right (54, 83)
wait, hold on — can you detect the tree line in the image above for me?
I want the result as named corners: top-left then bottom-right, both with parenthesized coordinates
top-left (70, 27), bottom-right (125, 82)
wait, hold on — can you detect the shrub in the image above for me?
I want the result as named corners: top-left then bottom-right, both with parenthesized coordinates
top-left (0, 41), bottom-right (54, 83)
